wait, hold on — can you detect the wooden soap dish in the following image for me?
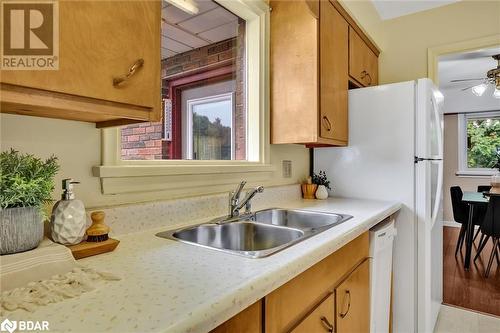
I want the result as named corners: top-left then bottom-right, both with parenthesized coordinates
top-left (66, 210), bottom-right (119, 259)
top-left (67, 238), bottom-right (119, 259)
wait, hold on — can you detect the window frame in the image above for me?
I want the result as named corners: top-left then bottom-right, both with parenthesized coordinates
top-left (185, 92), bottom-right (235, 160)
top-left (457, 111), bottom-right (500, 177)
top-left (94, 0), bottom-right (273, 195)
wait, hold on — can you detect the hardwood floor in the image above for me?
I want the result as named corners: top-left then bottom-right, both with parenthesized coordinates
top-left (443, 226), bottom-right (500, 316)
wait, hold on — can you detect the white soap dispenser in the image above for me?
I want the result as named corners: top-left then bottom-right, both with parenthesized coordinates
top-left (51, 179), bottom-right (86, 245)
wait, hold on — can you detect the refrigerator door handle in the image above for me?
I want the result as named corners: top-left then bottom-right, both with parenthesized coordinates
top-left (414, 156), bottom-right (443, 163)
top-left (431, 93), bottom-right (444, 158)
top-left (431, 160), bottom-right (443, 227)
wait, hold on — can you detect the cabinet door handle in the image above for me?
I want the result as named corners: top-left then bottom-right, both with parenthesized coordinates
top-left (360, 70), bottom-right (372, 86)
top-left (322, 116), bottom-right (332, 131)
top-left (320, 316), bottom-right (334, 332)
top-left (339, 290), bottom-right (351, 318)
top-left (113, 58), bottom-right (145, 87)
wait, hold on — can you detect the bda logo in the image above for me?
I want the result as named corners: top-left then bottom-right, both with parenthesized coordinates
top-left (0, 319), bottom-right (17, 333)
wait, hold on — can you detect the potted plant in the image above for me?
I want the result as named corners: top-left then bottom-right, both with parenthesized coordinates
top-left (312, 171), bottom-right (331, 200)
top-left (0, 149), bottom-right (59, 254)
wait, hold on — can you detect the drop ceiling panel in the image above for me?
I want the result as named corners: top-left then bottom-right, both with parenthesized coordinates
top-left (198, 21), bottom-right (238, 43)
top-left (178, 7), bottom-right (237, 34)
top-left (161, 1), bottom-right (239, 60)
top-left (162, 48), bottom-right (177, 59)
top-left (162, 36), bottom-right (193, 53)
top-left (162, 23), bottom-right (208, 48)
top-left (162, 5), bottom-right (191, 24)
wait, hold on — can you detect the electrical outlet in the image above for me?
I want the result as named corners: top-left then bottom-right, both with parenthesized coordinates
top-left (282, 160), bottom-right (292, 178)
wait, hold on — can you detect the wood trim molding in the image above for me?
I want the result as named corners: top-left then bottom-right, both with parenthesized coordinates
top-left (329, 0), bottom-right (380, 56)
top-left (0, 83), bottom-right (152, 126)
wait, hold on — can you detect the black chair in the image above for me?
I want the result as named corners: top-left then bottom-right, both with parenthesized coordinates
top-left (473, 186), bottom-right (491, 243)
top-left (474, 194), bottom-right (500, 277)
top-left (477, 185), bottom-right (492, 193)
top-left (450, 186), bottom-right (485, 256)
top-left (450, 186), bottom-right (470, 256)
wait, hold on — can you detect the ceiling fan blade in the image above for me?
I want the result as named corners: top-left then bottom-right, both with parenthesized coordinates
top-left (450, 78), bottom-right (485, 83)
top-left (461, 84), bottom-right (480, 91)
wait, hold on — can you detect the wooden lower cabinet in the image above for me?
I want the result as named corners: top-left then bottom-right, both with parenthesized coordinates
top-left (210, 300), bottom-right (262, 333)
top-left (335, 260), bottom-right (370, 333)
top-left (290, 293), bottom-right (335, 333)
top-left (212, 233), bottom-right (371, 333)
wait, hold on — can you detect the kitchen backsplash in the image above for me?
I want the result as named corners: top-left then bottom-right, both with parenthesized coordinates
top-left (91, 184), bottom-right (302, 236)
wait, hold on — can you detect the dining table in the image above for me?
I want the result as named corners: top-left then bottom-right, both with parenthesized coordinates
top-left (461, 191), bottom-right (489, 270)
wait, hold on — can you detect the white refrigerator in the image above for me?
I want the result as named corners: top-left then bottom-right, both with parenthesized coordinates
top-left (315, 78), bottom-right (443, 333)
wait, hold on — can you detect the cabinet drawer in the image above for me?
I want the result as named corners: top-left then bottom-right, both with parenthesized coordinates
top-left (335, 259), bottom-right (370, 333)
top-left (1, 1), bottom-right (161, 112)
top-left (291, 293), bottom-right (335, 333)
top-left (348, 27), bottom-right (378, 87)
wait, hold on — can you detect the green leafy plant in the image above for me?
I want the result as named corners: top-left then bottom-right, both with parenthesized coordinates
top-left (466, 118), bottom-right (500, 169)
top-left (0, 149), bottom-right (59, 210)
top-left (312, 170), bottom-right (331, 190)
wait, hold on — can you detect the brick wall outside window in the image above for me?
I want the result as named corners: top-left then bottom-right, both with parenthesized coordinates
top-left (121, 29), bottom-right (245, 160)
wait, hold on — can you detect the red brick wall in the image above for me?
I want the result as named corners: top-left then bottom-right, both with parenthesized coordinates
top-left (121, 32), bottom-right (245, 160)
top-left (120, 123), bottom-right (165, 160)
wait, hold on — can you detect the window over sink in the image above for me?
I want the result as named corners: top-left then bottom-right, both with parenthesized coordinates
top-left (120, 0), bottom-right (247, 161)
top-left (96, 0), bottom-right (272, 195)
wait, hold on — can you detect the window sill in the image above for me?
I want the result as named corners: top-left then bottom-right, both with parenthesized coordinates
top-left (92, 163), bottom-right (277, 194)
top-left (455, 170), bottom-right (496, 178)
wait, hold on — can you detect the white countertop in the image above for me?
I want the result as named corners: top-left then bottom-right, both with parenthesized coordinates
top-left (4, 197), bottom-right (400, 333)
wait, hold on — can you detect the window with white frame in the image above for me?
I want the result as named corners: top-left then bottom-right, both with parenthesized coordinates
top-left (458, 111), bottom-right (500, 175)
top-left (186, 93), bottom-right (235, 160)
top-left (96, 0), bottom-right (271, 195)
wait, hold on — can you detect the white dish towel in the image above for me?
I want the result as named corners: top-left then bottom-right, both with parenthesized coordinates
top-left (0, 239), bottom-right (120, 313)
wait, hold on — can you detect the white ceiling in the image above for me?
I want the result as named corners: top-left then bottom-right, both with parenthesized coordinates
top-left (438, 47), bottom-right (500, 114)
top-left (371, 0), bottom-right (459, 20)
top-left (161, 0), bottom-right (239, 59)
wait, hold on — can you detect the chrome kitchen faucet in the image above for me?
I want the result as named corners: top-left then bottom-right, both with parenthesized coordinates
top-left (229, 181), bottom-right (264, 218)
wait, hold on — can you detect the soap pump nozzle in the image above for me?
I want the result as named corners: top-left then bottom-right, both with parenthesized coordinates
top-left (61, 178), bottom-right (80, 200)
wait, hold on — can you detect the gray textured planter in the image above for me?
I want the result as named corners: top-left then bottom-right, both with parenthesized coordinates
top-left (0, 207), bottom-right (44, 255)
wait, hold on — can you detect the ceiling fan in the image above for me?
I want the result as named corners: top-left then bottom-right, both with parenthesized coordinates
top-left (450, 54), bottom-right (500, 99)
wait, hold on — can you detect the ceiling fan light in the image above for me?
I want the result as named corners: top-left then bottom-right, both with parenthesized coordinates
top-left (471, 83), bottom-right (487, 97)
top-left (494, 88), bottom-right (500, 99)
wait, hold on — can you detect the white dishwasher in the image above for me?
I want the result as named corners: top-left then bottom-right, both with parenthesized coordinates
top-left (369, 217), bottom-right (396, 333)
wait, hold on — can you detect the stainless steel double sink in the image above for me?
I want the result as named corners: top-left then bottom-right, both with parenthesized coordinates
top-left (156, 208), bottom-right (352, 258)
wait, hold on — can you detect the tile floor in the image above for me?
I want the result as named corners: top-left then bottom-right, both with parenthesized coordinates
top-left (434, 305), bottom-right (500, 333)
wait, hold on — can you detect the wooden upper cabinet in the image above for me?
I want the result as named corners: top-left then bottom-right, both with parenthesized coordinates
top-left (335, 259), bottom-right (370, 333)
top-left (270, 0), bottom-right (319, 145)
top-left (270, 0), bottom-right (378, 147)
top-left (320, 0), bottom-right (348, 143)
top-left (0, 1), bottom-right (161, 127)
top-left (349, 27), bottom-right (378, 87)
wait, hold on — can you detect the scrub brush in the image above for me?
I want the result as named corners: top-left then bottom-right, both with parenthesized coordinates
top-left (86, 211), bottom-right (110, 242)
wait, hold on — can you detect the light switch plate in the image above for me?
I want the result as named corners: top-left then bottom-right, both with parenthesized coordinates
top-left (282, 160), bottom-right (292, 178)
